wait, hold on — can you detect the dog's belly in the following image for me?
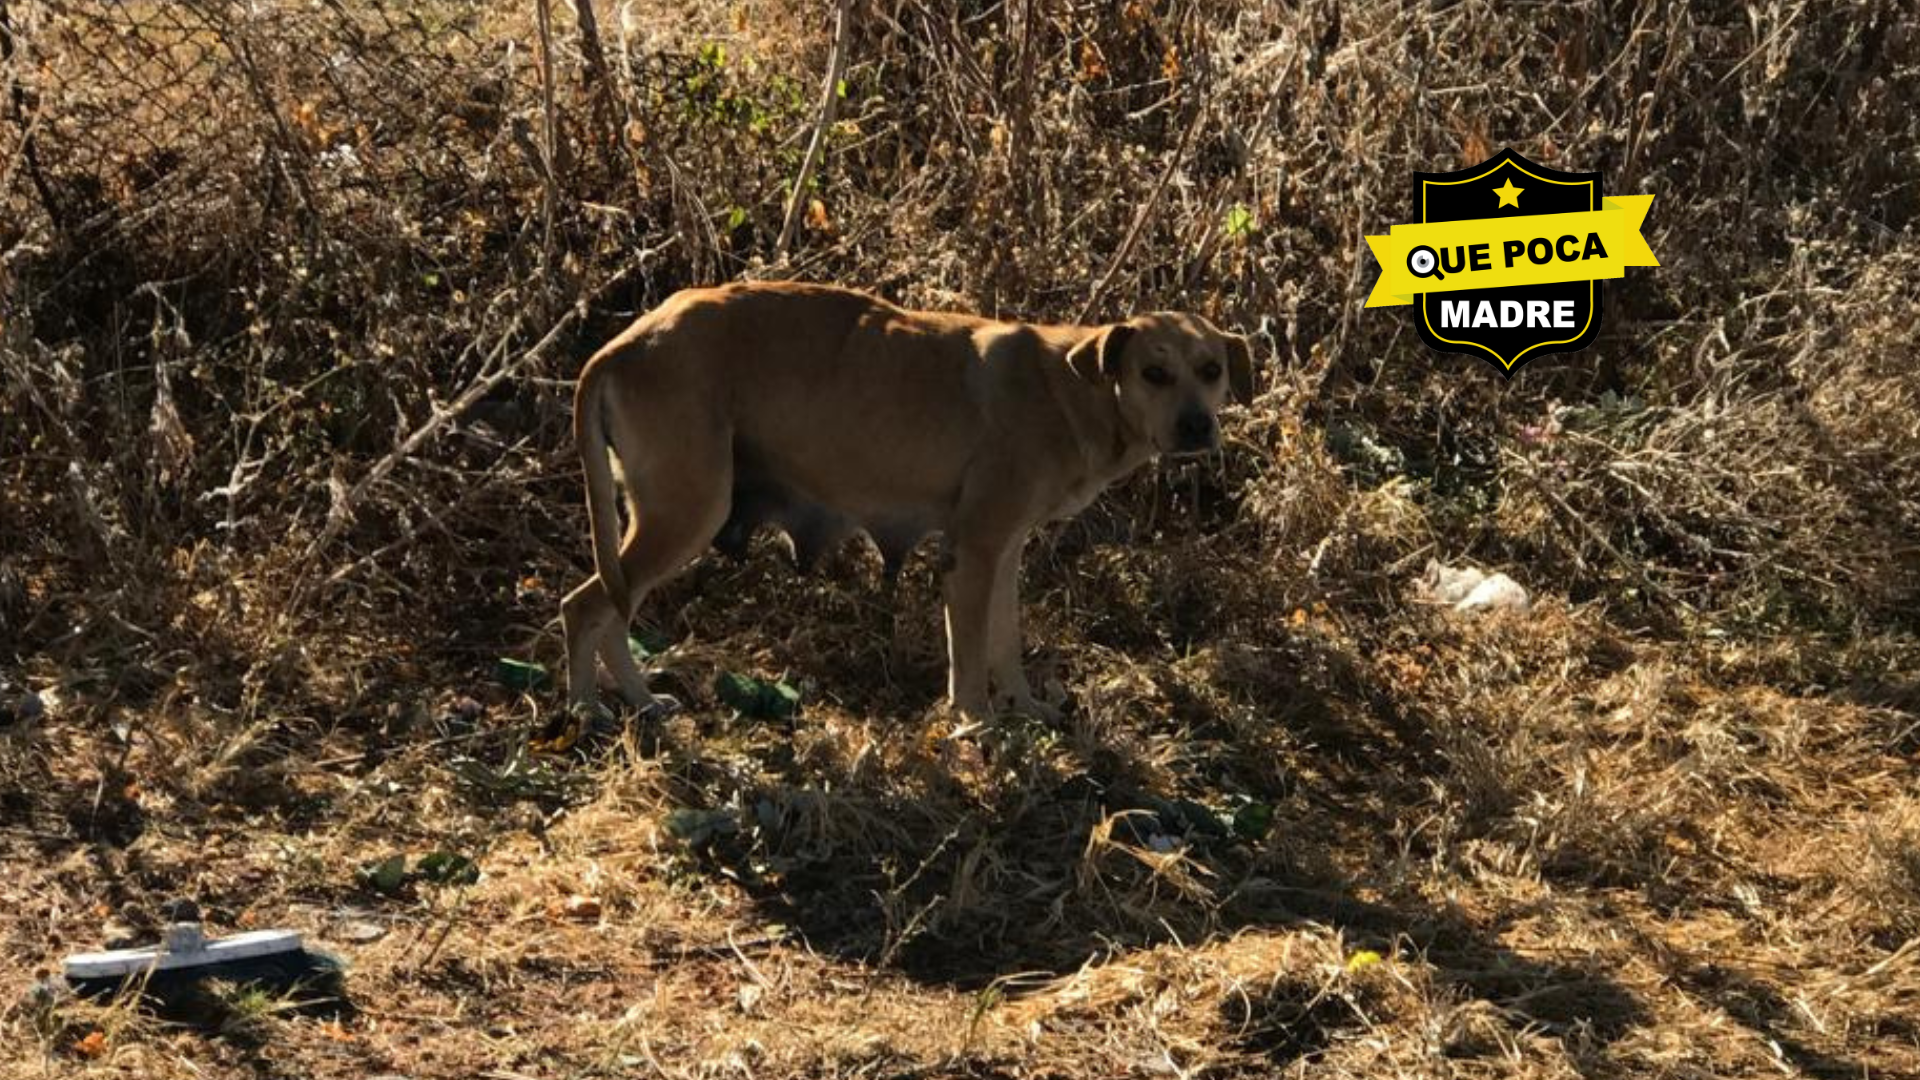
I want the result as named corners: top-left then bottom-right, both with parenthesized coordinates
top-left (713, 453), bottom-right (940, 578)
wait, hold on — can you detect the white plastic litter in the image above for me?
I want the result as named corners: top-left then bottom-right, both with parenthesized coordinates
top-left (63, 923), bottom-right (305, 980)
top-left (1419, 560), bottom-right (1531, 614)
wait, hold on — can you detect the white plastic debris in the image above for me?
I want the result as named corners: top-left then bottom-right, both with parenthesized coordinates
top-left (1419, 560), bottom-right (1531, 614)
top-left (64, 923), bottom-right (306, 980)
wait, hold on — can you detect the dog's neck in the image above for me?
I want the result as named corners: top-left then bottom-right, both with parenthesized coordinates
top-left (1047, 342), bottom-right (1155, 487)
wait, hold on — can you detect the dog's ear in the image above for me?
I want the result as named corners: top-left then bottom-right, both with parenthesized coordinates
top-left (1068, 323), bottom-right (1136, 383)
top-left (1225, 333), bottom-right (1255, 404)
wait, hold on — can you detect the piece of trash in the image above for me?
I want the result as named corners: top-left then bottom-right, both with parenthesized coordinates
top-left (1456, 574), bottom-right (1529, 613)
top-left (1346, 949), bottom-right (1384, 973)
top-left (1418, 560), bottom-right (1531, 614)
top-left (320, 1019), bottom-right (357, 1043)
top-left (663, 807), bottom-right (740, 846)
top-left (495, 658), bottom-right (551, 691)
top-left (714, 672), bottom-right (801, 720)
top-left (0, 681), bottom-right (43, 727)
top-left (72, 1029), bottom-right (108, 1059)
top-left (548, 894), bottom-right (602, 921)
top-left (530, 715), bottom-right (582, 754)
top-left (58, 902), bottom-right (345, 1015)
top-left (333, 920), bottom-right (387, 944)
top-left (355, 854), bottom-right (409, 895)
top-left (530, 703), bottom-right (604, 753)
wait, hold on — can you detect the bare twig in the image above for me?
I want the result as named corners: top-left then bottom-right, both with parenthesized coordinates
top-left (534, 0), bottom-right (561, 271)
top-left (1075, 94), bottom-right (1208, 324)
top-left (292, 241), bottom-right (674, 600)
top-left (775, 0), bottom-right (855, 261)
top-left (570, 0), bottom-right (633, 185)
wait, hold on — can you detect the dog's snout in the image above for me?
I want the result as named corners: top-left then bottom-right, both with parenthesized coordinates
top-left (1174, 407), bottom-right (1217, 452)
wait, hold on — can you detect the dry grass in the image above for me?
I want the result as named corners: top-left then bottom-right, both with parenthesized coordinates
top-left (4, 0), bottom-right (1919, 1076)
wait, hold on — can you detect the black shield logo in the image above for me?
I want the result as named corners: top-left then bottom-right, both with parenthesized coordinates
top-left (1415, 149), bottom-right (1601, 377)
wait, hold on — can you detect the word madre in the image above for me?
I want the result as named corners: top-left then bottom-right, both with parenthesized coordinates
top-left (1440, 298), bottom-right (1580, 330)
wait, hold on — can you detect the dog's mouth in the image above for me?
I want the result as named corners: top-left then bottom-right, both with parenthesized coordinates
top-left (1162, 427), bottom-right (1222, 457)
top-left (1164, 408), bottom-right (1220, 456)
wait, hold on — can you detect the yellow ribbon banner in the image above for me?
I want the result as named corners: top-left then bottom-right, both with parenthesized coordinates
top-left (1366, 196), bottom-right (1658, 308)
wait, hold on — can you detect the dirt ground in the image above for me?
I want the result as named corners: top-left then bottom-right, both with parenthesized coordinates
top-left (4, 1), bottom-right (1919, 1077)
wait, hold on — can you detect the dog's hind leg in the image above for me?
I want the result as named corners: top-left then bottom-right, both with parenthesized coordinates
top-left (602, 457), bottom-right (732, 713)
top-left (564, 423), bottom-right (732, 715)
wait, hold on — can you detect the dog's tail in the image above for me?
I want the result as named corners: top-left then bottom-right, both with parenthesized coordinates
top-left (576, 350), bottom-right (630, 617)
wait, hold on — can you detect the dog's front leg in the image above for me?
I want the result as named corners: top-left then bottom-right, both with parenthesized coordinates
top-left (987, 538), bottom-right (1058, 721)
top-left (942, 538), bottom-right (1005, 721)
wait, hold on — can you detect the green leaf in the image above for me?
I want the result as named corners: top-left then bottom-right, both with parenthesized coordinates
top-left (416, 850), bottom-right (480, 886)
top-left (629, 627), bottom-right (673, 658)
top-left (714, 672), bottom-right (801, 720)
top-left (495, 658), bottom-right (550, 691)
top-left (1229, 799), bottom-right (1274, 841)
top-left (1224, 203), bottom-right (1256, 238)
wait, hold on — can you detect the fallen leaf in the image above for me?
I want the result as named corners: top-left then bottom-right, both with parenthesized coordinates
top-left (73, 1030), bottom-right (107, 1059)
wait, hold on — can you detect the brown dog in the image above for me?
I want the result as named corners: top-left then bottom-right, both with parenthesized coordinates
top-left (562, 282), bottom-right (1252, 721)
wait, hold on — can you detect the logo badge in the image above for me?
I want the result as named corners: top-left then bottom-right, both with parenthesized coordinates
top-left (1366, 149), bottom-right (1658, 378)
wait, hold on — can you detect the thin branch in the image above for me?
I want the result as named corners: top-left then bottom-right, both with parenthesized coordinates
top-left (534, 0), bottom-right (561, 271)
top-left (1075, 86), bottom-right (1209, 324)
top-left (292, 241), bottom-right (675, 598)
top-left (775, 0), bottom-right (855, 262)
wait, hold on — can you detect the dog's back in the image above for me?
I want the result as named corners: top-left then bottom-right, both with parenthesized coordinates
top-left (604, 283), bottom-right (1001, 514)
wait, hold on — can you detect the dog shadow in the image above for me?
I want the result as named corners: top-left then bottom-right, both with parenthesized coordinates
top-left (652, 623), bottom-right (1661, 1074)
top-left (578, 513), bottom-right (1873, 1077)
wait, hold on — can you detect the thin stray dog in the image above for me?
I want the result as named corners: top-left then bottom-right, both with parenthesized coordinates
top-left (562, 281), bottom-right (1252, 722)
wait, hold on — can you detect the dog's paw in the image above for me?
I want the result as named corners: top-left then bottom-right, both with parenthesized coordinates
top-left (570, 699), bottom-right (618, 724)
top-left (932, 697), bottom-right (993, 740)
top-left (997, 692), bottom-right (1062, 725)
top-left (633, 694), bottom-right (682, 722)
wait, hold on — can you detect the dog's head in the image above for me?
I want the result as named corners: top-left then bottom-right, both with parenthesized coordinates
top-left (1069, 312), bottom-right (1254, 456)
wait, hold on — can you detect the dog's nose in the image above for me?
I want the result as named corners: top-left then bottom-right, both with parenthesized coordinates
top-left (1174, 408), bottom-right (1217, 451)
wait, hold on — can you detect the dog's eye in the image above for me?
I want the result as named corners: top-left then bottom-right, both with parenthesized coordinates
top-left (1142, 365), bottom-right (1174, 387)
top-left (1198, 362), bottom-right (1223, 382)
